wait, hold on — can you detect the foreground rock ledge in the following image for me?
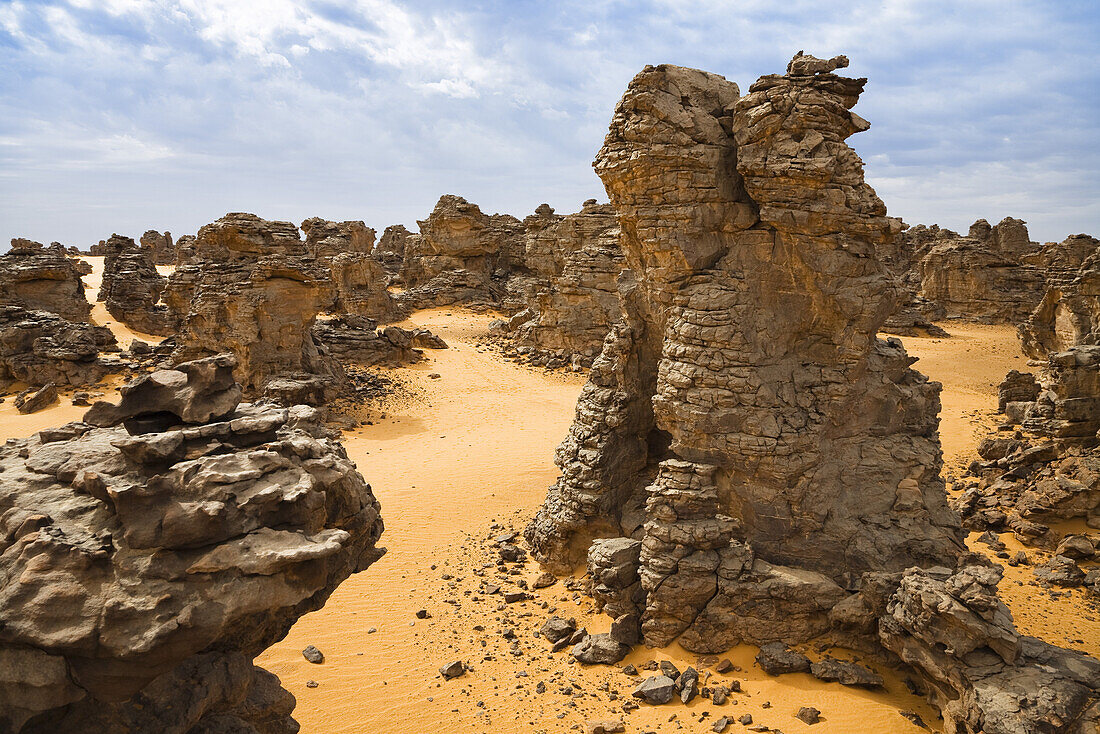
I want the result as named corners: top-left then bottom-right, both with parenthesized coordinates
top-left (526, 53), bottom-right (1100, 733)
top-left (0, 354), bottom-right (384, 733)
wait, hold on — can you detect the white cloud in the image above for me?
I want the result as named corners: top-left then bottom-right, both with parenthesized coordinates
top-left (0, 0), bottom-right (1096, 246)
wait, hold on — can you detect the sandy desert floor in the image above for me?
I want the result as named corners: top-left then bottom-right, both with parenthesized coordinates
top-left (2, 284), bottom-right (1097, 733)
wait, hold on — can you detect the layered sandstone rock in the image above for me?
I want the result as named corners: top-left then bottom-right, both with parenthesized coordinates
top-left (0, 306), bottom-right (117, 388)
top-left (97, 233), bottom-right (172, 335)
top-left (313, 315), bottom-right (445, 367)
top-left (139, 229), bottom-right (175, 265)
top-left (0, 355), bottom-right (384, 733)
top-left (1019, 237), bottom-right (1100, 358)
top-left (526, 54), bottom-right (1100, 732)
top-left (329, 252), bottom-right (403, 322)
top-left (164, 214), bottom-right (345, 402)
top-left (374, 224), bottom-right (414, 274)
top-left (301, 217), bottom-right (375, 259)
top-left (396, 195), bottom-right (525, 310)
top-left (917, 217), bottom-right (1046, 323)
top-left (0, 240), bottom-right (91, 322)
top-left (506, 201), bottom-right (625, 366)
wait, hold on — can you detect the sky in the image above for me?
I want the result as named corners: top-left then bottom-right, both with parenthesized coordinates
top-left (1, 0), bottom-right (1098, 248)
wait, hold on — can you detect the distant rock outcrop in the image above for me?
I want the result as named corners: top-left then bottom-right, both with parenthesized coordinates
top-left (505, 200), bottom-right (624, 367)
top-left (313, 314), bottom-right (445, 367)
top-left (0, 239), bottom-right (91, 322)
top-left (1019, 236), bottom-right (1100, 358)
top-left (374, 224), bottom-right (414, 275)
top-left (0, 355), bottom-right (384, 733)
top-left (526, 54), bottom-right (1100, 733)
top-left (396, 195), bottom-right (526, 311)
top-left (139, 229), bottom-right (175, 265)
top-left (916, 217), bottom-right (1046, 323)
top-left (97, 233), bottom-right (172, 336)
top-left (164, 214), bottom-right (346, 403)
top-left (0, 306), bottom-right (117, 388)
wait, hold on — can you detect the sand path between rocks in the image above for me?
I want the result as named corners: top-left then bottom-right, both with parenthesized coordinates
top-left (3, 292), bottom-right (1094, 733)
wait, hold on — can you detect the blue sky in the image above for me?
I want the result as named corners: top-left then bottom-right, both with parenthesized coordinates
top-left (1, 0), bottom-right (1098, 247)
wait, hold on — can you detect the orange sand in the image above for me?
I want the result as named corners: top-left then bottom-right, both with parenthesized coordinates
top-left (3, 284), bottom-right (1095, 733)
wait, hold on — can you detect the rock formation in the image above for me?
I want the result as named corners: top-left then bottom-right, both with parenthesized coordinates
top-left (97, 233), bottom-right (172, 335)
top-left (1019, 236), bottom-right (1100, 358)
top-left (329, 252), bottom-right (403, 322)
top-left (300, 217), bottom-right (375, 259)
top-left (374, 224), bottom-right (414, 274)
top-left (916, 217), bottom-right (1046, 323)
top-left (139, 229), bottom-right (175, 265)
top-left (0, 306), bottom-right (117, 388)
top-left (0, 355), bottom-right (384, 733)
top-left (163, 214), bottom-right (346, 403)
top-left (526, 54), bottom-right (1100, 733)
top-left (0, 239), bottom-right (91, 322)
top-left (313, 315), bottom-right (445, 367)
top-left (505, 201), bottom-right (625, 367)
top-left (396, 195), bottom-right (526, 310)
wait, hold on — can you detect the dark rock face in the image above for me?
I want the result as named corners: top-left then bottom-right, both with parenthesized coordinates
top-left (507, 201), bottom-right (625, 367)
top-left (1020, 237), bottom-right (1100, 358)
top-left (0, 306), bottom-right (117, 388)
top-left (97, 233), bottom-right (172, 335)
top-left (526, 55), bottom-right (1100, 732)
top-left (0, 358), bottom-right (384, 733)
top-left (396, 195), bottom-right (526, 311)
top-left (374, 224), bottom-right (413, 274)
top-left (0, 240), bottom-right (91, 322)
top-left (312, 315), bottom-right (443, 367)
top-left (139, 229), bottom-right (175, 265)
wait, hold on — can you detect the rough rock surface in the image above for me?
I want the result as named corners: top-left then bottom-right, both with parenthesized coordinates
top-left (1020, 237), bottom-right (1100, 358)
top-left (916, 217), bottom-right (1047, 323)
top-left (396, 195), bottom-right (526, 311)
top-left (373, 224), bottom-right (414, 274)
top-left (313, 315), bottom-right (445, 367)
top-left (0, 356), bottom-right (384, 733)
top-left (97, 233), bottom-right (172, 335)
top-left (507, 201), bottom-right (625, 366)
top-left (163, 214), bottom-right (346, 402)
top-left (0, 306), bottom-right (117, 388)
top-left (329, 252), bottom-right (403, 322)
top-left (139, 229), bottom-right (175, 265)
top-left (0, 240), bottom-right (91, 322)
top-left (300, 217), bottom-right (374, 260)
top-left (526, 55), bottom-right (1100, 731)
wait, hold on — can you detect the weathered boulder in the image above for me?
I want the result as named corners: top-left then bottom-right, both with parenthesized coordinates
top-left (97, 233), bottom-right (172, 335)
top-left (0, 306), bottom-right (117, 388)
top-left (0, 240), bottom-right (91, 322)
top-left (312, 315), bottom-right (441, 367)
top-left (0, 363), bottom-right (384, 733)
top-left (876, 563), bottom-right (1100, 734)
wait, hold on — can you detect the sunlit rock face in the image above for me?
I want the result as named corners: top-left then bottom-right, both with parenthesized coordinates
top-left (526, 54), bottom-right (1100, 733)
